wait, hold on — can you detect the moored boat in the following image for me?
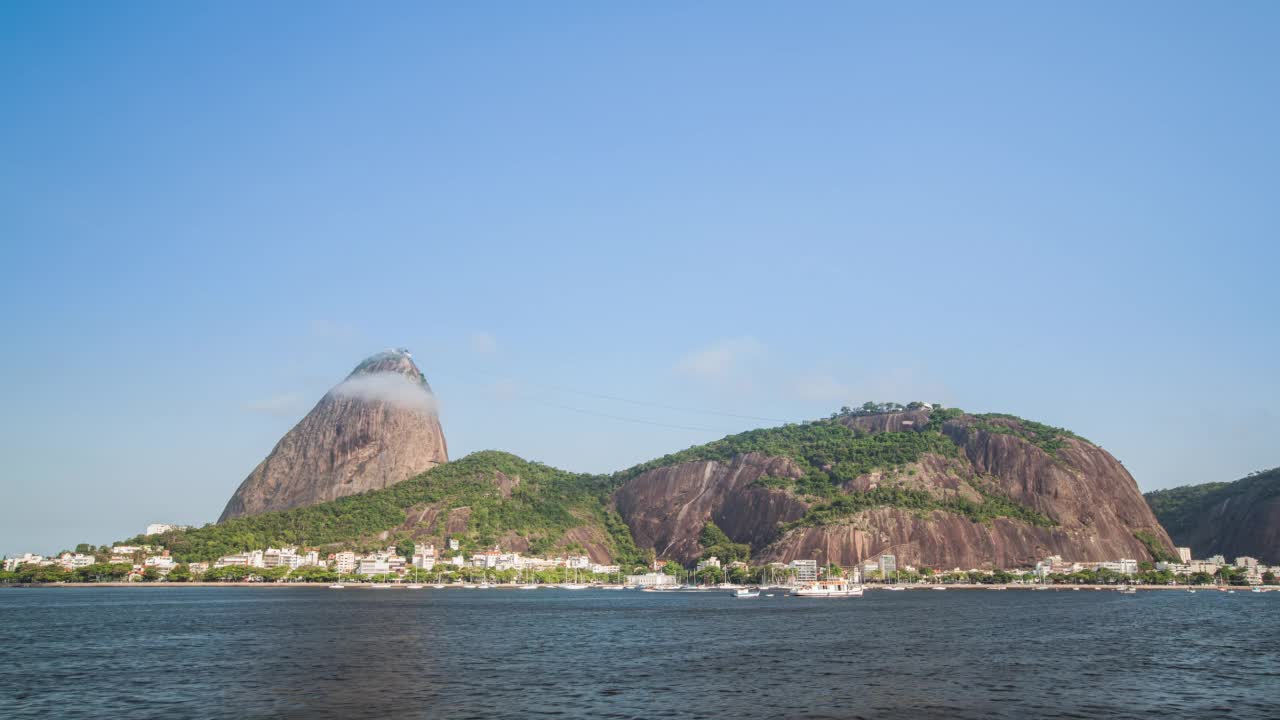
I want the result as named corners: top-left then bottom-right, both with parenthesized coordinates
top-left (733, 588), bottom-right (759, 598)
top-left (789, 580), bottom-right (863, 598)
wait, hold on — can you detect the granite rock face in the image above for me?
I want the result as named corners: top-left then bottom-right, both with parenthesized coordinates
top-left (613, 410), bottom-right (1175, 568)
top-left (219, 349), bottom-right (448, 521)
top-left (1146, 468), bottom-right (1280, 564)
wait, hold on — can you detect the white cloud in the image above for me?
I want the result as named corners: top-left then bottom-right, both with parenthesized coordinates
top-left (675, 337), bottom-right (764, 378)
top-left (243, 394), bottom-right (306, 418)
top-left (469, 331), bottom-right (497, 355)
top-left (330, 372), bottom-right (439, 415)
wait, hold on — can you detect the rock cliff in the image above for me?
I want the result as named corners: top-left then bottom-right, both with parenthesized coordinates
top-left (218, 349), bottom-right (448, 521)
top-left (612, 408), bottom-right (1175, 569)
top-left (1145, 468), bottom-right (1280, 564)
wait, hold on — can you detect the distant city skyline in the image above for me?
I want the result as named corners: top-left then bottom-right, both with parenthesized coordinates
top-left (2, 3), bottom-right (1278, 555)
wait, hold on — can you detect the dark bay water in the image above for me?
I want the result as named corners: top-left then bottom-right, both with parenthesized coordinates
top-left (1, 587), bottom-right (1276, 719)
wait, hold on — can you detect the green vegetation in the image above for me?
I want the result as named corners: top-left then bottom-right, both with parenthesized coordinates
top-left (124, 451), bottom-right (646, 567)
top-left (1145, 467), bottom-right (1280, 542)
top-left (782, 481), bottom-right (1056, 531)
top-left (969, 414), bottom-right (1091, 455)
top-left (1133, 530), bottom-right (1178, 563)
top-left (698, 521), bottom-right (750, 563)
top-left (618, 418), bottom-right (961, 498)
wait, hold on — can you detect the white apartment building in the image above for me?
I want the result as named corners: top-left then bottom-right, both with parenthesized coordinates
top-left (334, 552), bottom-right (357, 574)
top-left (1235, 557), bottom-right (1258, 569)
top-left (696, 556), bottom-right (722, 571)
top-left (1177, 547), bottom-right (1192, 563)
top-left (4, 554), bottom-right (45, 571)
top-left (357, 558), bottom-right (392, 576)
top-left (145, 523), bottom-right (186, 536)
top-left (144, 555), bottom-right (176, 572)
top-left (789, 559), bottom-right (818, 583)
top-left (625, 573), bottom-right (678, 588)
top-left (213, 550), bottom-right (265, 569)
top-left (591, 564), bottom-right (620, 575)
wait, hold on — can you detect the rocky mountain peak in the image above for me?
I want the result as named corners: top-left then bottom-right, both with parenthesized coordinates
top-left (218, 349), bottom-right (449, 522)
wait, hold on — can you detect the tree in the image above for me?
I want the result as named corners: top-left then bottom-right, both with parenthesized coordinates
top-left (1263, 571), bottom-right (1276, 586)
top-left (397, 539), bottom-right (416, 560)
top-left (141, 567), bottom-right (160, 582)
top-left (168, 565), bottom-right (192, 582)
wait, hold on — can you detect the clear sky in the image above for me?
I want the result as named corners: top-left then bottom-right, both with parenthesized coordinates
top-left (2, 3), bottom-right (1277, 556)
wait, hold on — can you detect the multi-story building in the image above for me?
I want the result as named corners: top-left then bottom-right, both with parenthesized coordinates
top-left (789, 559), bottom-right (818, 583)
top-left (591, 564), bottom-right (620, 575)
top-left (696, 556), bottom-right (721, 571)
top-left (1234, 557), bottom-right (1258, 569)
top-left (357, 557), bottom-right (392, 576)
top-left (213, 550), bottom-right (265, 569)
top-left (333, 552), bottom-right (357, 574)
top-left (1176, 547), bottom-right (1192, 563)
top-left (625, 572), bottom-right (678, 588)
top-left (471, 550), bottom-right (501, 569)
top-left (144, 554), bottom-right (177, 573)
top-left (145, 523), bottom-right (188, 536)
top-left (297, 551), bottom-right (322, 568)
top-left (879, 554), bottom-right (897, 577)
top-left (262, 548), bottom-right (294, 569)
top-left (188, 562), bottom-right (209, 575)
top-left (566, 555), bottom-right (592, 570)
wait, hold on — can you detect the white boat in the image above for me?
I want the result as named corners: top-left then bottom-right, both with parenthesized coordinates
top-left (328, 583), bottom-right (345, 590)
top-left (733, 588), bottom-right (759, 598)
top-left (518, 584), bottom-right (538, 590)
top-left (789, 580), bottom-right (863, 598)
top-left (1187, 589), bottom-right (1196, 594)
top-left (558, 583), bottom-right (589, 590)
top-left (476, 583), bottom-right (491, 589)
top-left (370, 584), bottom-right (391, 590)
top-left (1251, 587), bottom-right (1263, 594)
top-left (406, 584), bottom-right (424, 590)
top-left (885, 586), bottom-right (906, 592)
top-left (431, 584), bottom-right (446, 589)
top-left (1118, 586), bottom-right (1137, 595)
top-left (931, 586), bottom-right (947, 591)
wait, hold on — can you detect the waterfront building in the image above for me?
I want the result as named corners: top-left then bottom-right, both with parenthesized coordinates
top-left (591, 564), bottom-right (620, 575)
top-left (333, 552), bottom-right (357, 574)
top-left (566, 555), bottom-right (592, 569)
top-left (471, 550), bottom-right (501, 568)
top-left (412, 547), bottom-right (437, 570)
top-left (789, 559), bottom-right (818, 583)
top-left (1234, 557), bottom-right (1258, 569)
top-left (213, 550), bottom-right (265, 569)
top-left (879, 554), bottom-right (897, 577)
top-left (262, 547), bottom-right (299, 569)
top-left (1176, 547), bottom-right (1192, 563)
top-left (188, 562), bottom-right (209, 575)
top-left (625, 572), bottom-right (678, 588)
top-left (357, 558), bottom-right (392, 576)
top-left (144, 554), bottom-right (177, 573)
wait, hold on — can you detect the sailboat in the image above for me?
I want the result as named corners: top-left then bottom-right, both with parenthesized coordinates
top-left (329, 568), bottom-right (345, 589)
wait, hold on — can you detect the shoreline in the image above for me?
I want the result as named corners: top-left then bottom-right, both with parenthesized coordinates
top-left (2, 582), bottom-right (1271, 591)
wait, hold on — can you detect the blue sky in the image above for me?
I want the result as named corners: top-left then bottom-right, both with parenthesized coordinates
top-left (2, 3), bottom-right (1277, 556)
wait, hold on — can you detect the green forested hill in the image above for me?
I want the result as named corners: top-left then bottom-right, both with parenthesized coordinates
top-left (1144, 468), bottom-right (1280, 562)
top-left (131, 451), bottom-right (643, 566)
